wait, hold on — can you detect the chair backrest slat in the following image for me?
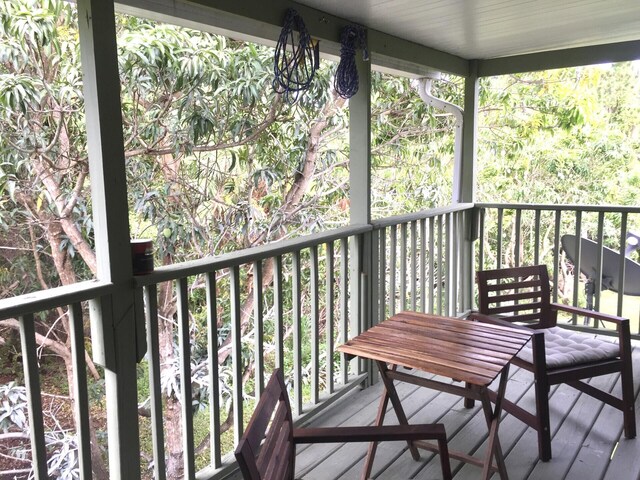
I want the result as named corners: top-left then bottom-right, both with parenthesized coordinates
top-left (235, 369), bottom-right (295, 480)
top-left (264, 421), bottom-right (293, 480)
top-left (477, 265), bottom-right (556, 328)
top-left (256, 399), bottom-right (290, 472)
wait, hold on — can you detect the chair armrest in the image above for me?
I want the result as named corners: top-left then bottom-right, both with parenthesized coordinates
top-left (552, 303), bottom-right (629, 327)
top-left (293, 424), bottom-right (446, 444)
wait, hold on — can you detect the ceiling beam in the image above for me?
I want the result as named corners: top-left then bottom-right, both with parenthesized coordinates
top-left (478, 40), bottom-right (640, 77)
top-left (115, 0), bottom-right (469, 77)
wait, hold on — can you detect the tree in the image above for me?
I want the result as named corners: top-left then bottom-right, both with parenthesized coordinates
top-left (476, 64), bottom-right (640, 281)
top-left (1, 2), bottom-right (354, 477)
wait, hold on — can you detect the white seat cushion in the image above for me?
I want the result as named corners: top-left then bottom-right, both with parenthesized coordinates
top-left (517, 326), bottom-right (620, 369)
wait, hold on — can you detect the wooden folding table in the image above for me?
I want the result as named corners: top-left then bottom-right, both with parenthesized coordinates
top-left (337, 311), bottom-right (533, 480)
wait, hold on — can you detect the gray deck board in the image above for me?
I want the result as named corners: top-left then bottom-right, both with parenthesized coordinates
top-left (297, 344), bottom-right (640, 480)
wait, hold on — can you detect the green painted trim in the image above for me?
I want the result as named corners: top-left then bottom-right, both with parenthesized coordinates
top-left (349, 54), bottom-right (372, 225)
top-left (460, 60), bottom-right (478, 203)
top-left (478, 40), bottom-right (640, 77)
top-left (116, 0), bottom-right (469, 76)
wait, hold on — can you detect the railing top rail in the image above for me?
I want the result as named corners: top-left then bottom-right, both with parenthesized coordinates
top-left (371, 203), bottom-right (475, 229)
top-left (0, 280), bottom-right (115, 321)
top-left (475, 203), bottom-right (640, 214)
top-left (133, 224), bottom-right (373, 286)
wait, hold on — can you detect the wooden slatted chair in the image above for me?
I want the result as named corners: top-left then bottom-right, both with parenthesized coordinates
top-left (468, 264), bottom-right (636, 462)
top-left (235, 368), bottom-right (452, 480)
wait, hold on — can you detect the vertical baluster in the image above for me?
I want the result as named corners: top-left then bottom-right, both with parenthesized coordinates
top-left (496, 208), bottom-right (504, 269)
top-left (353, 235), bottom-right (364, 374)
top-left (515, 209), bottom-right (522, 267)
top-left (389, 225), bottom-right (397, 315)
top-left (253, 260), bottom-right (264, 400)
top-left (19, 313), bottom-right (47, 478)
top-left (340, 238), bottom-right (349, 385)
top-left (410, 220), bottom-right (417, 311)
top-left (594, 213), bottom-right (605, 314)
top-left (325, 242), bottom-right (335, 394)
top-left (454, 212), bottom-right (462, 316)
top-left (379, 228), bottom-right (387, 321)
top-left (400, 223), bottom-right (407, 312)
top-left (437, 215), bottom-right (444, 316)
top-left (534, 209), bottom-right (541, 265)
top-left (206, 273), bottom-right (221, 467)
top-left (310, 245), bottom-right (320, 405)
top-left (369, 231), bottom-right (380, 385)
top-left (274, 256), bottom-right (284, 369)
top-left (145, 284), bottom-right (166, 478)
top-left (69, 302), bottom-right (92, 478)
top-left (230, 266), bottom-right (243, 444)
top-left (177, 277), bottom-right (195, 478)
top-left (292, 250), bottom-right (303, 414)
top-left (572, 211), bottom-right (583, 324)
top-left (428, 216), bottom-right (435, 314)
top-left (444, 213), bottom-right (451, 316)
top-left (371, 230), bottom-right (380, 327)
top-left (618, 213), bottom-right (628, 317)
top-left (420, 218), bottom-right (427, 313)
top-left (553, 210), bottom-right (562, 303)
top-left (478, 208), bottom-right (485, 271)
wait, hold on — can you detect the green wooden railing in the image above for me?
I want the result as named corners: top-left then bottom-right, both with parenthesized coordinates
top-left (3, 202), bottom-right (639, 478)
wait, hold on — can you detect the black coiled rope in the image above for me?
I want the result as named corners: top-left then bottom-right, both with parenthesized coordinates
top-left (273, 8), bottom-right (319, 104)
top-left (334, 24), bottom-right (368, 99)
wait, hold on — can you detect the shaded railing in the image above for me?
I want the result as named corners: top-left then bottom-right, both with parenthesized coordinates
top-left (0, 202), bottom-right (483, 479)
top-left (133, 224), bottom-right (371, 479)
top-left (132, 203), bottom-right (473, 479)
top-left (476, 203), bottom-right (640, 337)
top-left (0, 280), bottom-right (116, 479)
top-left (6, 201), bottom-right (640, 479)
top-left (370, 203), bottom-right (475, 325)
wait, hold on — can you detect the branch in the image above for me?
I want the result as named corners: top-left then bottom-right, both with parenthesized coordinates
top-left (60, 165), bottom-right (89, 218)
top-left (29, 222), bottom-right (49, 291)
top-left (0, 468), bottom-right (32, 475)
top-left (125, 95), bottom-right (283, 158)
top-left (0, 318), bottom-right (70, 360)
top-left (0, 432), bottom-right (31, 441)
top-left (29, 157), bottom-right (98, 274)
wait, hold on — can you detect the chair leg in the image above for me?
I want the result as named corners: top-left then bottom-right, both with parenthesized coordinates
top-left (619, 320), bottom-right (636, 439)
top-left (621, 357), bottom-right (636, 439)
top-left (437, 438), bottom-right (452, 480)
top-left (532, 333), bottom-right (552, 461)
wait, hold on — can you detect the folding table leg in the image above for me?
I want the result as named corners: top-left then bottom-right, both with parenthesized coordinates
top-left (361, 365), bottom-right (392, 480)
top-left (375, 362), bottom-right (420, 460)
top-left (360, 362), bottom-right (420, 480)
top-left (479, 364), bottom-right (510, 480)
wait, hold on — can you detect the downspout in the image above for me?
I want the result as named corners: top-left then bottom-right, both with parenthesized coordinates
top-left (416, 75), bottom-right (464, 203)
top-left (417, 75), bottom-right (465, 317)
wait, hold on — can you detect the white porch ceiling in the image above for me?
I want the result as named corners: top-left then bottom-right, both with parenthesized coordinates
top-left (294, 0), bottom-right (640, 60)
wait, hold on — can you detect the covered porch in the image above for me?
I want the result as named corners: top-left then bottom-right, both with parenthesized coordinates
top-left (1, 1), bottom-right (640, 479)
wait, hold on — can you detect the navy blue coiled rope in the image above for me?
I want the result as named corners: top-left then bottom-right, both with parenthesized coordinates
top-left (273, 8), bottom-right (319, 104)
top-left (334, 24), bottom-right (369, 99)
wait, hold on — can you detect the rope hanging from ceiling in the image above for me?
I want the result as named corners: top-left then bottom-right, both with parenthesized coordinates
top-left (334, 24), bottom-right (369, 99)
top-left (273, 8), bottom-right (319, 104)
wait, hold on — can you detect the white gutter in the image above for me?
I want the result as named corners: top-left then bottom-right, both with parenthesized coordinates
top-left (416, 76), bottom-right (464, 203)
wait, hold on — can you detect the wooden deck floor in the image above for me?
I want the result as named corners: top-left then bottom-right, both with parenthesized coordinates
top-left (295, 344), bottom-right (640, 480)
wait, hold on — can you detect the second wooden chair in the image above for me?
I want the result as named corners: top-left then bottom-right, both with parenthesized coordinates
top-left (235, 368), bottom-right (452, 479)
top-left (469, 264), bottom-right (635, 461)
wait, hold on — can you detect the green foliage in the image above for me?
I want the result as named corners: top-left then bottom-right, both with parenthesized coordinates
top-left (0, 382), bottom-right (28, 432)
top-left (478, 64), bottom-right (640, 208)
top-left (370, 73), bottom-right (463, 217)
top-left (476, 64), bottom-right (640, 272)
